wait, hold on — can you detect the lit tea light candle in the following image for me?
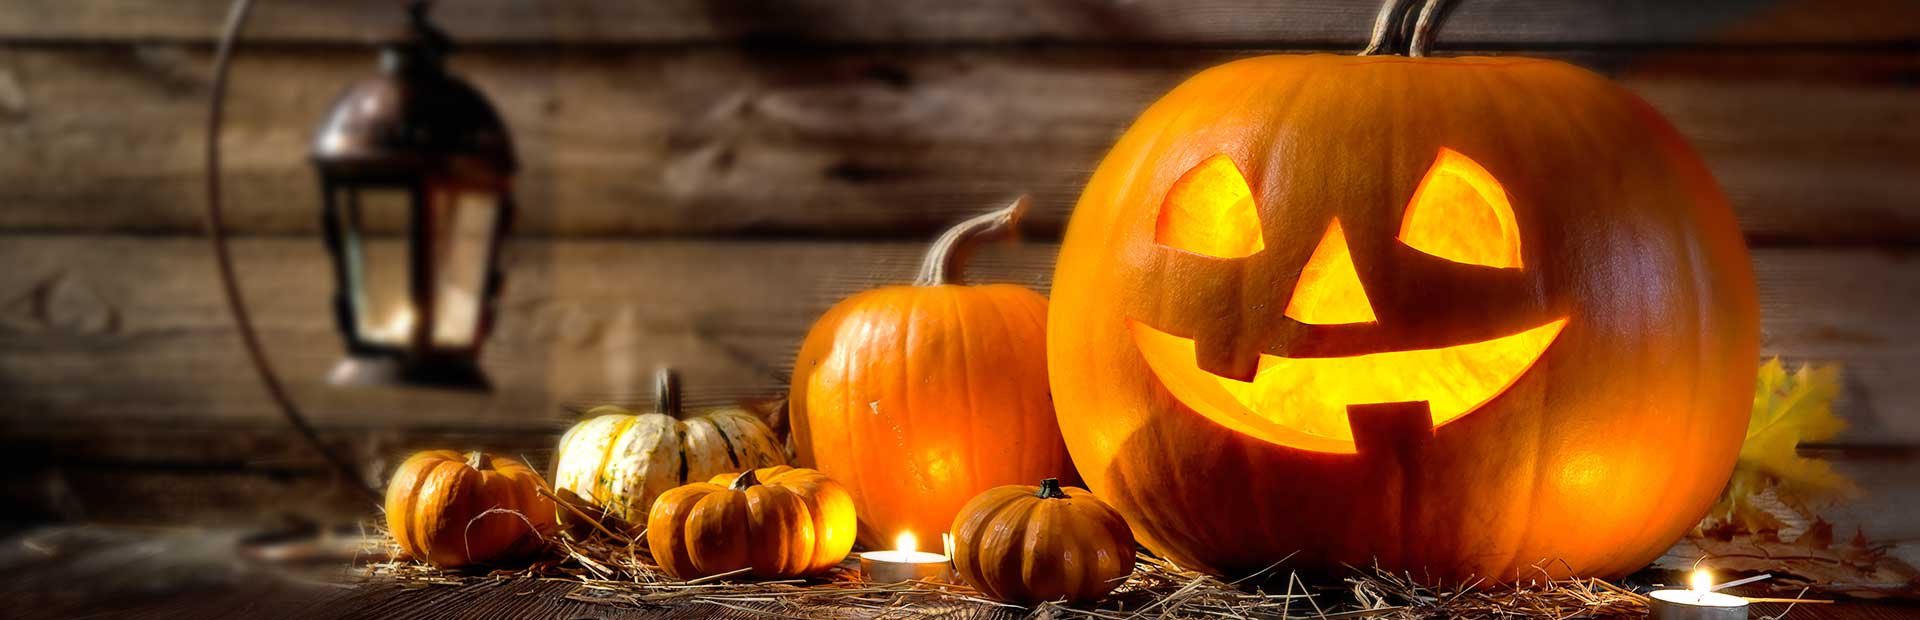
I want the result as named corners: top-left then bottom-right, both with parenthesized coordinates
top-left (859, 531), bottom-right (953, 583)
top-left (1647, 570), bottom-right (1749, 620)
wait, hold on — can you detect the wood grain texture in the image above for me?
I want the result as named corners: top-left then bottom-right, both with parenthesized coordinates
top-left (1, 237), bottom-right (1912, 441)
top-left (0, 0), bottom-right (1912, 599)
top-left (0, 528), bottom-right (341, 620)
top-left (2, 1), bottom-right (1916, 46)
top-left (1, 46), bottom-right (1915, 241)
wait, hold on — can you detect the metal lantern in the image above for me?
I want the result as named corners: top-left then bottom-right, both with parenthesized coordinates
top-left (311, 2), bottom-right (514, 390)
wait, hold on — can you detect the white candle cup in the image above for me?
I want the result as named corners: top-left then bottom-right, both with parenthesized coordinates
top-left (859, 549), bottom-right (953, 583)
top-left (1647, 589), bottom-right (1749, 620)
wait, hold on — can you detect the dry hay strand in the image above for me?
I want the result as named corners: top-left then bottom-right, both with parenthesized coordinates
top-left (357, 526), bottom-right (1663, 620)
top-left (1342, 563), bottom-right (1647, 620)
top-left (358, 500), bottom-right (1816, 620)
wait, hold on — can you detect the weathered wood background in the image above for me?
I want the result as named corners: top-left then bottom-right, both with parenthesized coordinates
top-left (1, 0), bottom-right (1916, 564)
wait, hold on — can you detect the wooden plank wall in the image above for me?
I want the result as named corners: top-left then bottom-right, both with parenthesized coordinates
top-left (1, 1), bottom-right (1916, 552)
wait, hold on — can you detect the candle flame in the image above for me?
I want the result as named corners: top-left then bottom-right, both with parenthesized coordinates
top-left (390, 308), bottom-right (416, 334)
top-left (895, 531), bottom-right (916, 553)
top-left (1690, 569), bottom-right (1712, 594)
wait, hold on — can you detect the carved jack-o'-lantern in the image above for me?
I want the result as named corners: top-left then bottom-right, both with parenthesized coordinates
top-left (1048, 54), bottom-right (1759, 582)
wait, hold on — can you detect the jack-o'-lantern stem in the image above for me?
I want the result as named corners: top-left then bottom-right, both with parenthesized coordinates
top-left (729, 468), bottom-right (761, 491)
top-left (915, 195), bottom-right (1032, 286)
top-left (1359, 0), bottom-right (1451, 57)
top-left (1035, 478), bottom-right (1068, 500)
top-left (653, 367), bottom-right (682, 416)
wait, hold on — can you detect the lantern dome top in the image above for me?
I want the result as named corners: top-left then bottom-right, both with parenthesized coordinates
top-left (310, 2), bottom-right (515, 177)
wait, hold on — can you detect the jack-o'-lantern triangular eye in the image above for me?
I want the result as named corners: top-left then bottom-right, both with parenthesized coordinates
top-left (1155, 154), bottom-right (1264, 259)
top-left (1398, 148), bottom-right (1523, 269)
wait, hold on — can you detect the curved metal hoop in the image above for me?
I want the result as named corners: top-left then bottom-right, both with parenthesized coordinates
top-left (207, 0), bottom-right (378, 501)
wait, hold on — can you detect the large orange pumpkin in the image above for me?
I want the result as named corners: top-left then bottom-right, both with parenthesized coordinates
top-left (1048, 43), bottom-right (1758, 581)
top-left (791, 197), bottom-right (1078, 547)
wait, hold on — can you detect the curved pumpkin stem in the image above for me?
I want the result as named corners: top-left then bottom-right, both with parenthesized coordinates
top-left (1035, 478), bottom-right (1068, 500)
top-left (653, 367), bottom-right (682, 416)
top-left (1358, 0), bottom-right (1414, 56)
top-left (1407, 0), bottom-right (1451, 57)
top-left (1358, 0), bottom-right (1449, 57)
top-left (729, 468), bottom-right (761, 491)
top-left (914, 195), bottom-right (1031, 287)
top-left (465, 450), bottom-right (488, 471)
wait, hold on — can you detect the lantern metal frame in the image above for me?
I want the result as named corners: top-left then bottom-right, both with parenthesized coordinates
top-left (310, 1), bottom-right (517, 390)
top-left (203, 0), bottom-right (521, 498)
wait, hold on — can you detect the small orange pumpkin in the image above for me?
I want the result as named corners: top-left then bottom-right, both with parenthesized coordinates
top-left (705, 466), bottom-right (858, 575)
top-left (649, 466), bottom-right (855, 579)
top-left (790, 197), bottom-right (1079, 547)
top-left (384, 450), bottom-right (557, 568)
top-left (951, 478), bottom-right (1136, 605)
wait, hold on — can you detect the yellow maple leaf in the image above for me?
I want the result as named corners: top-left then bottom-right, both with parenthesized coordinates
top-left (1704, 358), bottom-right (1854, 534)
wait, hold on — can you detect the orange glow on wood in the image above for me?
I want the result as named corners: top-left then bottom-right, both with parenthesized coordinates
top-left (1155, 154), bottom-right (1264, 259)
top-left (1398, 148), bottom-right (1523, 269)
top-left (1129, 317), bottom-right (1567, 453)
top-left (1284, 219), bottom-right (1376, 325)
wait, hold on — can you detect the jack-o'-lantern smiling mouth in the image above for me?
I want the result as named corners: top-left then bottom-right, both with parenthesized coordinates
top-left (1129, 317), bottom-right (1567, 454)
top-left (1130, 148), bottom-right (1569, 454)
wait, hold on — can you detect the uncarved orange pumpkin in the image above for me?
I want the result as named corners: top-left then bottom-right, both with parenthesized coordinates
top-left (791, 197), bottom-right (1079, 547)
top-left (951, 479), bottom-right (1136, 605)
top-left (385, 450), bottom-right (557, 568)
top-left (1049, 53), bottom-right (1758, 582)
top-left (647, 466), bottom-right (853, 579)
top-left (706, 466), bottom-right (858, 575)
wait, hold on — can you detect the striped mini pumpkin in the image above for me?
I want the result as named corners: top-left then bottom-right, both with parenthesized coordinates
top-left (553, 368), bottom-right (786, 525)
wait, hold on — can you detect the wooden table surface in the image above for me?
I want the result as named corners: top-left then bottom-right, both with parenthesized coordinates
top-left (5, 526), bottom-right (1914, 620)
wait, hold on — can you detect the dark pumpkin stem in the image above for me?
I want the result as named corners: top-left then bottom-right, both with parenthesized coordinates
top-left (465, 451), bottom-right (487, 471)
top-left (653, 367), bottom-right (682, 416)
top-left (730, 468), bottom-right (761, 491)
top-left (1358, 0), bottom-right (1413, 56)
top-left (1358, 0), bottom-right (1449, 57)
top-left (1035, 478), bottom-right (1068, 500)
top-left (914, 195), bottom-right (1031, 287)
top-left (1407, 0), bottom-right (1450, 57)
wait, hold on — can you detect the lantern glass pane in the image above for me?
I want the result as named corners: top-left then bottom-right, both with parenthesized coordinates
top-left (348, 187), bottom-right (416, 347)
top-left (431, 188), bottom-right (499, 348)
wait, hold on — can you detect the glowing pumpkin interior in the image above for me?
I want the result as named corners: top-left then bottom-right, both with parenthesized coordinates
top-left (1137, 148), bottom-right (1568, 453)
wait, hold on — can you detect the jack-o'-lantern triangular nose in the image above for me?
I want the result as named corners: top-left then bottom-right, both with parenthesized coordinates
top-left (1284, 219), bottom-right (1376, 325)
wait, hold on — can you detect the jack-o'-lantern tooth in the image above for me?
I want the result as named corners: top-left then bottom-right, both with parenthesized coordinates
top-left (1346, 401), bottom-right (1435, 458)
top-left (1155, 154), bottom-right (1264, 259)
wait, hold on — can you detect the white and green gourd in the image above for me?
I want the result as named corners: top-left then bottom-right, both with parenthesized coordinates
top-left (553, 368), bottom-right (787, 524)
